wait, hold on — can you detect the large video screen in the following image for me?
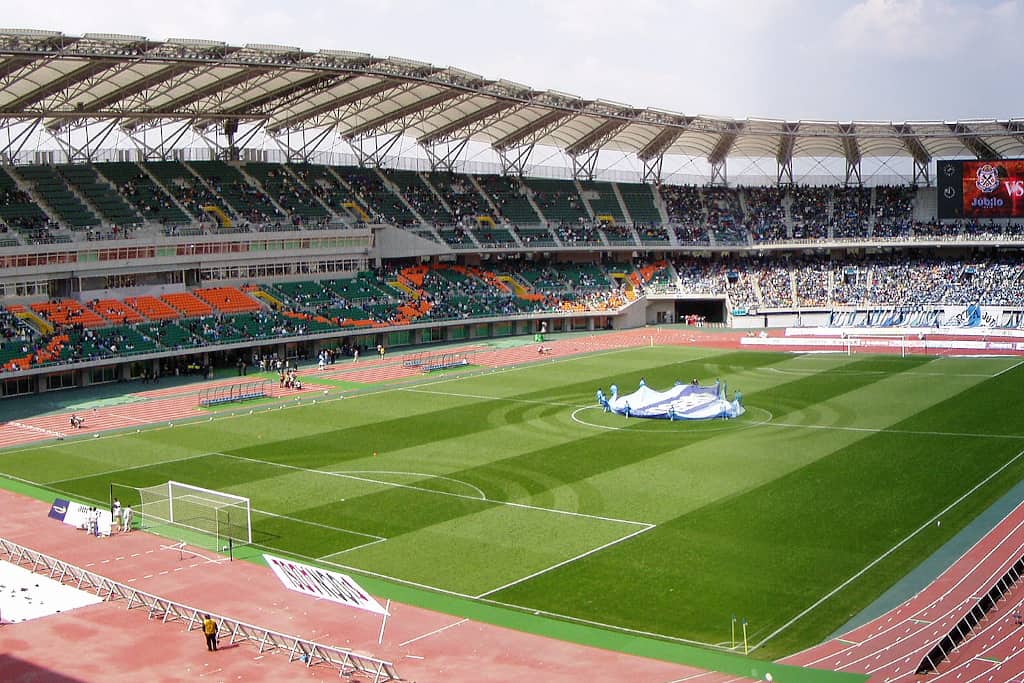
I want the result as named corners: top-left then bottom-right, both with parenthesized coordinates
top-left (937, 159), bottom-right (1024, 219)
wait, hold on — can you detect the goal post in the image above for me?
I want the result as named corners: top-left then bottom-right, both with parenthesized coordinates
top-left (843, 334), bottom-right (909, 357)
top-left (112, 480), bottom-right (252, 548)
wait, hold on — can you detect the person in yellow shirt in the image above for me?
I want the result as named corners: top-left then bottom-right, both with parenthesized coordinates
top-left (203, 614), bottom-right (218, 651)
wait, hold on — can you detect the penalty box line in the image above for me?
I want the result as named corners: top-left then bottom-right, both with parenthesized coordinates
top-left (211, 451), bottom-right (653, 530)
top-left (475, 522), bottom-right (656, 599)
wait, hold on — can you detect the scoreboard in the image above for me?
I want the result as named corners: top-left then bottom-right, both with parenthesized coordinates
top-left (937, 159), bottom-right (1024, 219)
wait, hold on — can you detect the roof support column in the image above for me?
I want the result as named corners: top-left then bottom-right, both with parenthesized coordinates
top-left (570, 149), bottom-right (599, 181)
top-left (125, 119), bottom-right (193, 161)
top-left (777, 122), bottom-right (798, 186)
top-left (422, 137), bottom-right (469, 173)
top-left (496, 143), bottom-right (534, 177)
top-left (642, 154), bottom-right (664, 184)
top-left (709, 158), bottom-right (727, 186)
top-left (347, 131), bottom-right (402, 168)
top-left (48, 117), bottom-right (119, 163)
top-left (269, 125), bottom-right (335, 163)
top-left (912, 158), bottom-right (930, 186)
top-left (194, 120), bottom-right (264, 161)
top-left (0, 118), bottom-right (41, 164)
top-left (845, 157), bottom-right (862, 186)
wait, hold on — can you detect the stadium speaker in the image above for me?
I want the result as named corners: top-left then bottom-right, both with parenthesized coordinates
top-left (223, 120), bottom-right (238, 137)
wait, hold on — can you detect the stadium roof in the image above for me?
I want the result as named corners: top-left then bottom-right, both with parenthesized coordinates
top-left (1, 29), bottom-right (1023, 178)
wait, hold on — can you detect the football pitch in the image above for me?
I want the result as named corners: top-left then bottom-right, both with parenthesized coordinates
top-left (4, 345), bottom-right (1024, 660)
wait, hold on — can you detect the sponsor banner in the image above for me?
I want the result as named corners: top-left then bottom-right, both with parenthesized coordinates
top-left (48, 498), bottom-right (70, 522)
top-left (55, 500), bottom-right (112, 536)
top-left (263, 554), bottom-right (388, 616)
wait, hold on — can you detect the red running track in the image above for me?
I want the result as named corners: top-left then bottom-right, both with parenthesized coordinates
top-left (0, 489), bottom-right (759, 683)
top-left (783, 500), bottom-right (1024, 681)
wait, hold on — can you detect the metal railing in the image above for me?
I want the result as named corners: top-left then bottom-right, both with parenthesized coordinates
top-left (0, 537), bottom-right (399, 682)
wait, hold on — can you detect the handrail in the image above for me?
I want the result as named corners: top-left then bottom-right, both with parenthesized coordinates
top-left (0, 537), bottom-right (399, 682)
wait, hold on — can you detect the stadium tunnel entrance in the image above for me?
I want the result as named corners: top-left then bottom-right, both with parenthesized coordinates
top-left (661, 299), bottom-right (726, 325)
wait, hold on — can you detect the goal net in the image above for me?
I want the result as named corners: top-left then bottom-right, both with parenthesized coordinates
top-left (844, 334), bottom-right (909, 357)
top-left (132, 481), bottom-right (252, 547)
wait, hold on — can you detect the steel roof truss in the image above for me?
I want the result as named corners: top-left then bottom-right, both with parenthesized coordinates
top-left (422, 137), bottom-right (469, 173)
top-left (949, 122), bottom-right (1001, 160)
top-left (492, 109), bottom-right (573, 151)
top-left (268, 77), bottom-right (398, 132)
top-left (270, 125), bottom-right (336, 163)
top-left (497, 142), bottom-right (534, 177)
top-left (49, 116), bottom-right (119, 162)
top-left (3, 58), bottom-right (113, 112)
top-left (348, 130), bottom-right (402, 168)
top-left (47, 62), bottom-right (196, 127)
top-left (125, 118), bottom-right (194, 161)
top-left (777, 122), bottom-right (799, 186)
top-left (417, 99), bottom-right (516, 146)
top-left (341, 89), bottom-right (464, 139)
top-left (0, 117), bottom-right (41, 163)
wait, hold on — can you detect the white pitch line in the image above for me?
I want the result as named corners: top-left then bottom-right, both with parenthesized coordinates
top-left (749, 445), bottom-right (1024, 652)
top-left (398, 618), bottom-right (469, 647)
top-left (476, 523), bottom-right (655, 598)
top-left (317, 537), bottom-right (388, 558)
top-left (993, 358), bottom-right (1024, 377)
top-left (214, 452), bottom-right (651, 528)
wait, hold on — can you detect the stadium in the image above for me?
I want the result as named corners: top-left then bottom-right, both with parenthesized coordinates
top-left (2, 21), bottom-right (1024, 682)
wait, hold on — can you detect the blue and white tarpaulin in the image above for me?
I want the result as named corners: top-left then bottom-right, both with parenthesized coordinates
top-left (602, 381), bottom-right (744, 420)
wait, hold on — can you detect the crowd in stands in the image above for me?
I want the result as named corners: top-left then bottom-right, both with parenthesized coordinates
top-left (12, 159), bottom-right (1024, 250)
top-left (9, 251), bottom-right (1024, 374)
top-left (745, 187), bottom-right (788, 242)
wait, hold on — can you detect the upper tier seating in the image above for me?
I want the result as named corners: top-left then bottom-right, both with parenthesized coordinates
top-left (161, 292), bottom-right (214, 317)
top-left (14, 165), bottom-right (99, 229)
top-left (244, 163), bottom-right (329, 225)
top-left (124, 295), bottom-right (181, 321)
top-left (286, 163), bottom-right (363, 221)
top-left (95, 162), bottom-right (192, 225)
top-left (0, 167), bottom-right (51, 238)
top-left (617, 182), bottom-right (662, 224)
top-left (57, 164), bottom-right (143, 228)
top-left (579, 181), bottom-right (625, 222)
top-left (194, 287), bottom-right (262, 314)
top-left (143, 162), bottom-right (224, 221)
top-left (189, 161), bottom-right (282, 224)
top-left (334, 167), bottom-right (418, 225)
top-left (475, 174), bottom-right (541, 224)
top-left (523, 177), bottom-right (588, 224)
top-left (426, 172), bottom-right (493, 223)
top-left (383, 170), bottom-right (451, 225)
top-left (32, 299), bottom-right (107, 328)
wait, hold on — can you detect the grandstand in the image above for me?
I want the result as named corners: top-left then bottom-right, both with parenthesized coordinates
top-left (3, 27), bottom-right (1024, 683)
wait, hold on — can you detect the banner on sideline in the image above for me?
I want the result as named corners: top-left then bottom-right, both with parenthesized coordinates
top-left (263, 554), bottom-right (388, 616)
top-left (48, 498), bottom-right (112, 535)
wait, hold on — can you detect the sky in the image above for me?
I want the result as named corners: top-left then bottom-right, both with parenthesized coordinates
top-left (0, 0), bottom-right (1020, 123)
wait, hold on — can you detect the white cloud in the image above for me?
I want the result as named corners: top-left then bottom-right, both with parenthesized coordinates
top-left (834, 0), bottom-right (1017, 59)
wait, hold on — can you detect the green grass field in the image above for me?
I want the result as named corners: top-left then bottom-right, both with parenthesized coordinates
top-left (4, 346), bottom-right (1024, 661)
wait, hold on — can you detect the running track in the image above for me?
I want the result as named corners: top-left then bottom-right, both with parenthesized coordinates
top-left (5, 328), bottom-right (1024, 681)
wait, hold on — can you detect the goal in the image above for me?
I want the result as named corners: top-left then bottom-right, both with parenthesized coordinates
top-left (119, 481), bottom-right (252, 547)
top-left (844, 334), bottom-right (910, 357)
